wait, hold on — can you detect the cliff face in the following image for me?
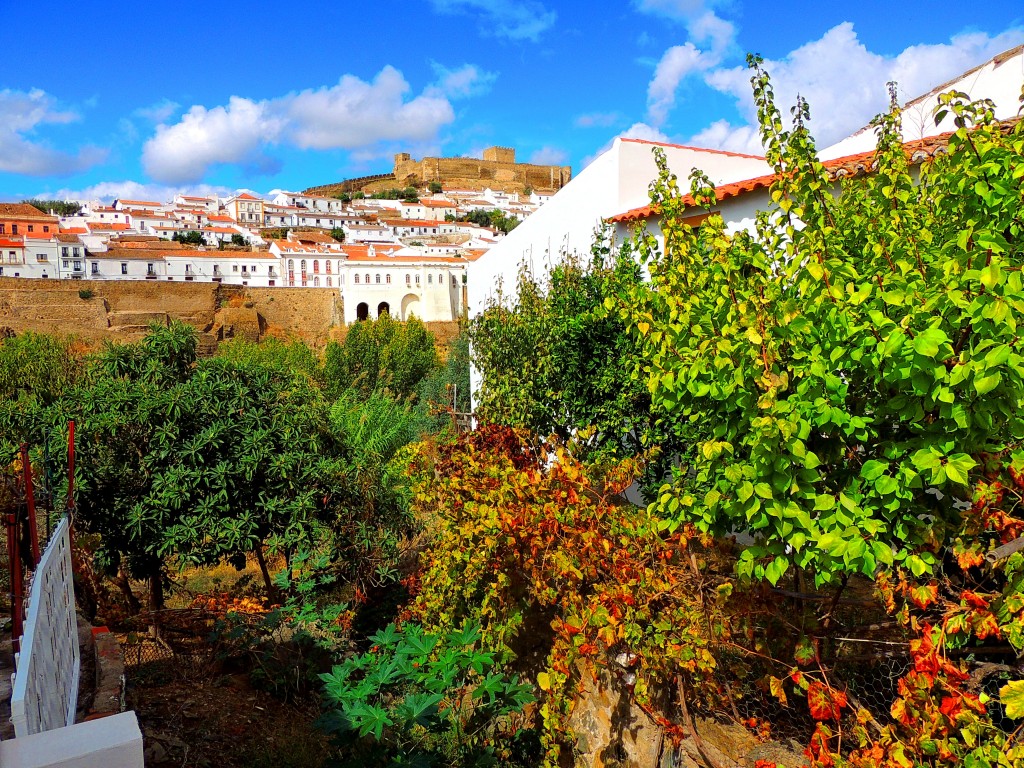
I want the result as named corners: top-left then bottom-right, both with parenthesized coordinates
top-left (0, 279), bottom-right (342, 350)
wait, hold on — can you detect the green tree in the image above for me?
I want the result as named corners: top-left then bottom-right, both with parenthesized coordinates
top-left (23, 199), bottom-right (82, 217)
top-left (623, 63), bottom-right (1024, 587)
top-left (428, 181), bottom-right (443, 194)
top-left (329, 228), bottom-right (346, 243)
top-left (230, 233), bottom-right (247, 246)
top-left (45, 323), bottom-right (344, 609)
top-left (173, 230), bottom-right (205, 246)
top-left (324, 315), bottom-right (438, 400)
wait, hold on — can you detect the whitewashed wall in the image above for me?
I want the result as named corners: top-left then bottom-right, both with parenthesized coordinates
top-left (10, 517), bottom-right (80, 737)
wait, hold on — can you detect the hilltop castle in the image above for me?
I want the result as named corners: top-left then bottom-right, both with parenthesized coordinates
top-left (304, 147), bottom-right (572, 197)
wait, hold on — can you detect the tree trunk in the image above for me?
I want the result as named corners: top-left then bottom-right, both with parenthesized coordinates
top-left (253, 545), bottom-right (275, 596)
top-left (114, 565), bottom-right (141, 614)
top-left (149, 569), bottom-right (164, 611)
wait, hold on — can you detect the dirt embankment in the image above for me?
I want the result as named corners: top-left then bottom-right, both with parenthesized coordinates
top-left (0, 279), bottom-right (345, 350)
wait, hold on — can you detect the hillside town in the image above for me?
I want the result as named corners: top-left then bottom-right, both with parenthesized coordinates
top-left (0, 151), bottom-right (557, 323)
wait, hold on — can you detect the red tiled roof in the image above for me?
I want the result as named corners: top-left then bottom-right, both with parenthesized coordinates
top-left (608, 130), bottom-right (964, 224)
top-left (0, 203), bottom-right (59, 220)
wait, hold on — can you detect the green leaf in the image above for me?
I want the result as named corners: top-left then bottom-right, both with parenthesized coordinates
top-left (975, 371), bottom-right (1001, 395)
top-left (1000, 679), bottom-right (1024, 719)
top-left (912, 328), bottom-right (949, 358)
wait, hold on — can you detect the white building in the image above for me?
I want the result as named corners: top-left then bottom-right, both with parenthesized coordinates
top-left (466, 137), bottom-right (770, 317)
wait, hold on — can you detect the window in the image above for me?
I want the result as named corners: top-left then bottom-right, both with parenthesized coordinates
top-left (288, 259), bottom-right (294, 270)
top-left (300, 259), bottom-right (307, 271)
top-left (62, 247), bottom-right (69, 258)
top-left (439, 273), bottom-right (443, 284)
top-left (147, 263), bottom-right (154, 274)
top-left (74, 248), bottom-right (81, 257)
top-left (375, 274), bottom-right (380, 284)
top-left (386, 274), bottom-right (391, 284)
top-left (0, 224), bottom-right (4, 233)
top-left (9, 251), bottom-right (16, 262)
top-left (325, 260), bottom-right (331, 273)
top-left (11, 225), bottom-right (17, 234)
top-left (326, 277), bottom-right (332, 287)
top-left (73, 261), bottom-right (81, 271)
top-left (313, 260), bottom-right (319, 273)
top-left (251, 265), bottom-right (257, 273)
top-left (365, 274), bottom-right (370, 284)
top-left (354, 274), bottom-right (360, 284)
top-left (233, 265), bottom-right (239, 272)
top-left (91, 262), bottom-right (99, 274)
top-left (405, 274), bottom-right (411, 285)
top-left (28, 225), bottom-right (34, 233)
top-left (415, 274), bottom-right (420, 285)
top-left (36, 253), bottom-right (46, 262)
top-left (428, 274), bottom-right (433, 284)
top-left (43, 226), bottom-right (49, 233)
top-left (121, 263), bottom-right (128, 275)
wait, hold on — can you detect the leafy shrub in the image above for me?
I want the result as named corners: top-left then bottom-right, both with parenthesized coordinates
top-left (78, 288), bottom-right (93, 300)
top-left (319, 621), bottom-right (536, 767)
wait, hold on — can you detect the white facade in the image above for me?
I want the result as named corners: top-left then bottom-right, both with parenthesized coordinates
top-left (466, 137), bottom-right (770, 317)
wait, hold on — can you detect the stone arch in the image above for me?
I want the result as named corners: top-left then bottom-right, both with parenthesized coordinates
top-left (377, 301), bottom-right (391, 317)
top-left (356, 302), bottom-right (369, 321)
top-left (401, 293), bottom-right (420, 320)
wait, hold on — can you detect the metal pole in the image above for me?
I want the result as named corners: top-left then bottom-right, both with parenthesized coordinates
top-left (20, 444), bottom-right (40, 566)
top-left (65, 420), bottom-right (75, 515)
top-left (7, 507), bottom-right (23, 655)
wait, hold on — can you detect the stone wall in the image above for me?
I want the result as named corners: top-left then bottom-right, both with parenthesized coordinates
top-left (0, 279), bottom-right (343, 348)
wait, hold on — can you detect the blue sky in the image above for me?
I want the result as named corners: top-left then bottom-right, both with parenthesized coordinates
top-left (1, 0), bottom-right (1022, 201)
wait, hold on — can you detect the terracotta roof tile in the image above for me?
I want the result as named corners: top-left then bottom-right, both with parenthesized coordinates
top-left (607, 128), bottom-right (980, 224)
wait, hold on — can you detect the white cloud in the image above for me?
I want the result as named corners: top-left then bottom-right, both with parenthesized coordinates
top-left (143, 96), bottom-right (284, 184)
top-left (134, 99), bottom-right (180, 124)
top-left (141, 65), bottom-right (479, 184)
top-left (0, 89), bottom-right (108, 176)
top-left (285, 67), bottom-right (453, 150)
top-left (637, 0), bottom-right (736, 126)
top-left (636, 0), bottom-right (735, 52)
top-left (647, 43), bottom-right (713, 125)
top-left (575, 112), bottom-right (623, 128)
top-left (694, 23), bottom-right (1024, 153)
top-left (688, 119), bottom-right (762, 155)
top-left (50, 180), bottom-right (235, 205)
top-left (429, 0), bottom-right (556, 41)
top-left (432, 63), bottom-right (498, 99)
top-left (528, 146), bottom-right (569, 165)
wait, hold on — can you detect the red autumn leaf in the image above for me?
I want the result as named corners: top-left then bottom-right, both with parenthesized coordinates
top-left (890, 697), bottom-right (913, 726)
top-left (807, 682), bottom-right (848, 721)
top-left (972, 611), bottom-right (1001, 640)
top-left (794, 635), bottom-right (817, 666)
top-left (909, 582), bottom-right (938, 610)
top-left (960, 590), bottom-right (989, 609)
top-left (939, 695), bottom-right (963, 719)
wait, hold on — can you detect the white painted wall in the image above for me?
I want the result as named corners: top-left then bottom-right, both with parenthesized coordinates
top-left (11, 518), bottom-right (79, 738)
top-left (0, 712), bottom-right (143, 768)
top-left (466, 137), bottom-right (771, 318)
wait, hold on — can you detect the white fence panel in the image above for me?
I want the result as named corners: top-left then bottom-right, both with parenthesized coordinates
top-left (10, 517), bottom-right (80, 737)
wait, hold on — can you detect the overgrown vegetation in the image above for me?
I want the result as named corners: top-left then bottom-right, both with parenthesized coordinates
top-left (4, 56), bottom-right (1024, 768)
